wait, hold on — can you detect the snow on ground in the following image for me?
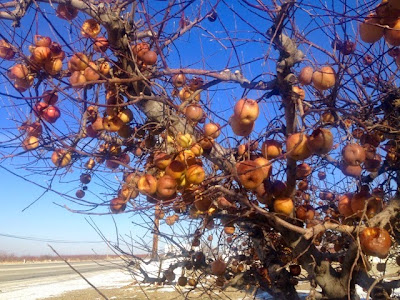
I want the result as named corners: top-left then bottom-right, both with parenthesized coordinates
top-left (356, 285), bottom-right (400, 300)
top-left (0, 269), bottom-right (134, 300)
top-left (1, 258), bottom-right (398, 300)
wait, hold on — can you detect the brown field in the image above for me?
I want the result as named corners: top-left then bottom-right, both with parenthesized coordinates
top-left (41, 284), bottom-right (265, 300)
top-left (0, 253), bottom-right (147, 264)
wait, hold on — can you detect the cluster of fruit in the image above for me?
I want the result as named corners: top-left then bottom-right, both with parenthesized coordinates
top-left (2, 36), bottom-right (65, 92)
top-left (108, 132), bottom-right (207, 214)
top-left (172, 73), bottom-right (203, 103)
top-left (20, 91), bottom-right (60, 151)
top-left (2, 16), bottom-right (112, 92)
top-left (359, 0), bottom-right (400, 47)
top-left (68, 52), bottom-right (110, 86)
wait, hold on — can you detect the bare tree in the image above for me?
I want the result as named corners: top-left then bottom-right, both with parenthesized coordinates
top-left (0, 0), bottom-right (399, 299)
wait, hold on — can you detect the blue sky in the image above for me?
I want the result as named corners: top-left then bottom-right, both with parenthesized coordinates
top-left (0, 161), bottom-right (140, 256)
top-left (0, 2), bottom-right (150, 256)
top-left (0, 1), bottom-right (273, 256)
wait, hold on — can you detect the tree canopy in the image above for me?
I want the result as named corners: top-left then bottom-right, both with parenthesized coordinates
top-left (0, 0), bottom-right (399, 299)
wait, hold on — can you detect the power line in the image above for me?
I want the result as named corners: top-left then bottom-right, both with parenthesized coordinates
top-left (0, 232), bottom-right (105, 244)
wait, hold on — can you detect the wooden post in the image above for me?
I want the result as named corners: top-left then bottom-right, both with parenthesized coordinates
top-left (151, 205), bottom-right (160, 260)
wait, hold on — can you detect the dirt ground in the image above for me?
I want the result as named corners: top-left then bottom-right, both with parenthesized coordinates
top-left (40, 284), bottom-right (259, 300)
top-left (39, 262), bottom-right (399, 299)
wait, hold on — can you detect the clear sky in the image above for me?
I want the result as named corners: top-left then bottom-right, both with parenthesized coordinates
top-left (0, 164), bottom-right (144, 256)
top-left (0, 2), bottom-right (153, 256)
top-left (0, 1), bottom-right (268, 256)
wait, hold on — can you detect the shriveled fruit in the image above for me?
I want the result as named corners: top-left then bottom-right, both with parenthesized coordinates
top-left (80, 173), bottom-right (91, 184)
top-left (154, 152), bottom-right (172, 170)
top-left (185, 104), bottom-right (203, 122)
top-left (22, 121), bottom-right (42, 137)
top-left (351, 191), bottom-right (375, 218)
top-left (157, 175), bottom-right (177, 199)
top-left (185, 164), bottom-right (205, 185)
top-left (110, 197), bottom-right (126, 213)
top-left (289, 265), bottom-right (301, 276)
top-left (297, 180), bottom-right (308, 191)
top-left (8, 64), bottom-right (29, 80)
top-left (94, 37), bottom-right (108, 52)
top-left (56, 3), bottom-right (78, 20)
top-left (0, 40), bottom-right (15, 60)
top-left (75, 189), bottom-right (85, 198)
top-left (194, 196), bottom-right (212, 212)
top-left (320, 112), bottom-right (335, 124)
top-left (296, 205), bottom-right (315, 220)
top-left (254, 157), bottom-right (272, 180)
top-left (211, 259), bottom-right (226, 276)
top-left (103, 116), bottom-right (124, 132)
top-left (81, 19), bottom-right (101, 38)
top-left (188, 278), bottom-right (196, 286)
top-left (204, 123), bottom-right (221, 138)
top-left (296, 163), bottom-right (312, 179)
top-left (236, 160), bottom-right (265, 190)
top-left (364, 153), bottom-right (382, 172)
top-left (51, 149), bottom-right (71, 167)
top-left (22, 136), bottom-right (40, 151)
top-left (172, 73), bottom-right (186, 87)
top-left (141, 50), bottom-right (157, 65)
top-left (68, 53), bottom-right (89, 71)
top-left (178, 276), bottom-right (187, 286)
top-left (307, 128), bottom-right (333, 155)
top-left (166, 160), bottom-right (186, 180)
top-left (318, 171), bottom-right (326, 180)
top-left (42, 106), bottom-right (61, 123)
top-left (137, 174), bottom-right (157, 195)
top-left (319, 191), bottom-right (335, 201)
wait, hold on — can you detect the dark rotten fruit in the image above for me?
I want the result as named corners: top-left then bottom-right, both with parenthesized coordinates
top-left (296, 205), bottom-right (315, 220)
top-left (289, 264), bottom-right (301, 276)
top-left (80, 173), bottom-right (91, 184)
top-left (211, 259), bottom-right (226, 276)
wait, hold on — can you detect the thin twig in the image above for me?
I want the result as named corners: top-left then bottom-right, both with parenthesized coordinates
top-left (48, 245), bottom-right (109, 300)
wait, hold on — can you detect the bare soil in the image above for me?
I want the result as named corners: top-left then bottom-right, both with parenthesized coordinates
top-left (40, 284), bottom-right (255, 300)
